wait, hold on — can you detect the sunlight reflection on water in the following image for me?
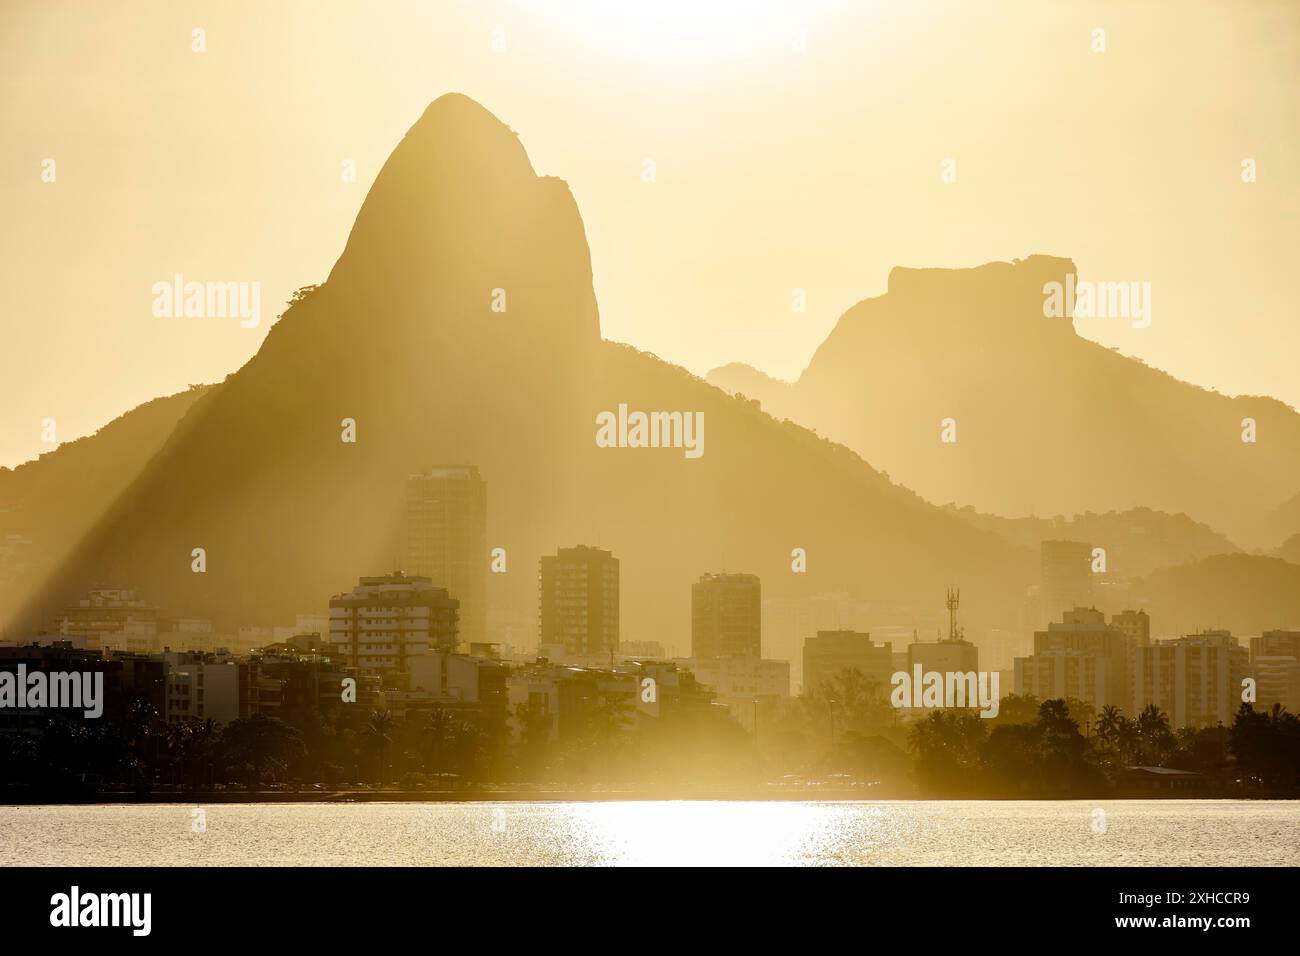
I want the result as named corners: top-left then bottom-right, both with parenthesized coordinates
top-left (2, 800), bottom-right (1296, 866)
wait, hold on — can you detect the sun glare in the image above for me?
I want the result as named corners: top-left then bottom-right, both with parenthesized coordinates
top-left (540, 0), bottom-right (814, 61)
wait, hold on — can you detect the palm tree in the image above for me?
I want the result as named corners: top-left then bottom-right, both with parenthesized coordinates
top-left (1095, 705), bottom-right (1121, 741)
top-left (221, 713), bottom-right (304, 790)
top-left (1136, 704), bottom-right (1174, 764)
top-left (190, 719), bottom-right (219, 790)
top-left (513, 702), bottom-right (551, 779)
top-left (1113, 717), bottom-right (1139, 766)
top-left (123, 696), bottom-right (162, 794)
top-left (833, 668), bottom-right (867, 717)
top-left (423, 707), bottom-right (457, 774)
top-left (363, 709), bottom-right (395, 784)
top-left (592, 693), bottom-right (633, 746)
top-left (1095, 705), bottom-right (1122, 762)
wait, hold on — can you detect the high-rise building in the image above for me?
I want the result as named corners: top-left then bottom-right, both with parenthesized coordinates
top-left (54, 587), bottom-right (159, 654)
top-left (160, 651), bottom-right (240, 724)
top-left (907, 588), bottom-right (979, 677)
top-left (1251, 630), bottom-right (1300, 660)
top-left (1132, 630), bottom-right (1249, 728)
top-left (1015, 651), bottom-right (1107, 709)
top-left (1040, 540), bottom-right (1093, 626)
top-left (328, 572), bottom-right (459, 685)
top-left (682, 656), bottom-right (790, 729)
top-left (1014, 607), bottom-right (1130, 712)
top-left (1251, 657), bottom-right (1300, 712)
top-left (405, 466), bottom-right (487, 645)
top-left (802, 630), bottom-right (893, 697)
top-left (1111, 609), bottom-right (1151, 646)
top-left (1249, 630), bottom-right (1300, 712)
top-left (691, 572), bottom-right (761, 659)
top-left (539, 546), bottom-right (619, 659)
top-left (907, 639), bottom-right (979, 675)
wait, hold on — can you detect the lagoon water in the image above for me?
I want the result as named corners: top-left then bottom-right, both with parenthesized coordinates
top-left (1, 800), bottom-right (1296, 866)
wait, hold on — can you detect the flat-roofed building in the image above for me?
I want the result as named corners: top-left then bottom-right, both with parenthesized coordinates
top-left (328, 572), bottom-right (459, 687)
top-left (1040, 540), bottom-right (1093, 627)
top-left (803, 629), bottom-right (893, 697)
top-left (1015, 650), bottom-right (1106, 708)
top-left (1132, 630), bottom-right (1248, 728)
top-left (907, 638), bottom-right (979, 676)
top-left (692, 572), bottom-right (761, 659)
top-left (54, 587), bottom-right (158, 653)
top-left (405, 466), bottom-right (487, 645)
top-left (1015, 607), bottom-right (1130, 712)
top-left (539, 546), bottom-right (619, 659)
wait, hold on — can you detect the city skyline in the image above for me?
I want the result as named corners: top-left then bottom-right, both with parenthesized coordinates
top-left (1, 0), bottom-right (1297, 892)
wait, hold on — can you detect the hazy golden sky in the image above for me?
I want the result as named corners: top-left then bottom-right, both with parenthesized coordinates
top-left (2, 0), bottom-right (1296, 470)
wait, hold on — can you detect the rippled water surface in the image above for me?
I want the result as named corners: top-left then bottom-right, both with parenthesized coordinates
top-left (2, 800), bottom-right (1296, 866)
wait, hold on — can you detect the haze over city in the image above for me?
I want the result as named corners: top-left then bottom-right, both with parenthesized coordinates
top-left (0, 0), bottom-right (1297, 898)
top-left (2, 0), bottom-right (1297, 469)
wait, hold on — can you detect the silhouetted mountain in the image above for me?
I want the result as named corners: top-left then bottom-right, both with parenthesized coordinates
top-left (0, 386), bottom-right (214, 618)
top-left (1265, 491), bottom-right (1300, 551)
top-left (1273, 533), bottom-right (1300, 565)
top-left (708, 259), bottom-right (1300, 548)
top-left (1131, 554), bottom-right (1300, 636)
top-left (9, 95), bottom-right (1034, 643)
top-left (943, 505), bottom-right (1238, 579)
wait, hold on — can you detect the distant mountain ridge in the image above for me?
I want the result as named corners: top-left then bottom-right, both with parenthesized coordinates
top-left (6, 97), bottom-right (1297, 645)
top-left (5, 95), bottom-right (1035, 652)
top-left (0, 385), bottom-right (214, 620)
top-left (941, 504), bottom-right (1239, 579)
top-left (708, 257), bottom-right (1300, 550)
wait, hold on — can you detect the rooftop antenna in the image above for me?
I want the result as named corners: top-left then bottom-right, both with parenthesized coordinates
top-left (946, 587), bottom-right (961, 642)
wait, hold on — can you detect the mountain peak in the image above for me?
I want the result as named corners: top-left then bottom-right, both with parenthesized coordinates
top-left (320, 95), bottom-right (600, 346)
top-left (886, 255), bottom-right (1077, 309)
top-left (861, 255), bottom-right (1081, 347)
top-left (404, 93), bottom-right (534, 174)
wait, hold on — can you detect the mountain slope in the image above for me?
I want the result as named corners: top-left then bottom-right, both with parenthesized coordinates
top-left (1132, 554), bottom-right (1300, 635)
top-left (11, 95), bottom-right (1035, 654)
top-left (708, 258), bottom-right (1300, 548)
top-left (0, 385), bottom-right (216, 624)
top-left (943, 504), bottom-right (1239, 579)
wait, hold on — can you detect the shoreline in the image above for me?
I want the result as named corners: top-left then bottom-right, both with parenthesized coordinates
top-left (5, 788), bottom-right (1296, 805)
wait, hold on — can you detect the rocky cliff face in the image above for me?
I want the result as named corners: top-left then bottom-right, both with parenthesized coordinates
top-left (710, 256), bottom-right (1300, 548)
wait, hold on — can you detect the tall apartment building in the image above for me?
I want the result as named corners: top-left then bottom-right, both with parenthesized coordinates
top-left (161, 651), bottom-right (240, 724)
top-left (538, 546), bottom-right (619, 659)
top-left (907, 638), bottom-right (979, 675)
top-left (1111, 608), bottom-right (1152, 709)
top-left (1015, 650), bottom-right (1107, 709)
top-left (54, 587), bottom-right (159, 653)
top-left (1013, 607), bottom-right (1130, 712)
top-left (1132, 630), bottom-right (1249, 728)
top-left (802, 630), bottom-right (894, 697)
top-left (1040, 540), bottom-right (1093, 626)
top-left (1251, 657), bottom-right (1300, 712)
top-left (1111, 609), bottom-right (1151, 645)
top-left (328, 573), bottom-right (460, 686)
top-left (405, 466), bottom-right (487, 645)
top-left (1250, 630), bottom-right (1300, 711)
top-left (683, 656), bottom-right (790, 729)
top-left (1251, 630), bottom-right (1300, 660)
top-left (691, 572), bottom-right (761, 659)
